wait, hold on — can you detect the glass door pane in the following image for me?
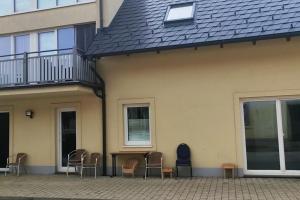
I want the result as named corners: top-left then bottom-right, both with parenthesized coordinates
top-left (281, 100), bottom-right (300, 170)
top-left (0, 36), bottom-right (11, 60)
top-left (58, 27), bottom-right (74, 53)
top-left (0, 113), bottom-right (9, 169)
top-left (38, 32), bottom-right (57, 82)
top-left (60, 111), bottom-right (76, 167)
top-left (39, 32), bottom-right (56, 55)
top-left (15, 35), bottom-right (30, 57)
top-left (243, 101), bottom-right (280, 170)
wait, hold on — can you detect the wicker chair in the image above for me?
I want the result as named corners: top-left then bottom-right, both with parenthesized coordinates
top-left (80, 153), bottom-right (101, 179)
top-left (66, 149), bottom-right (87, 176)
top-left (122, 159), bottom-right (139, 177)
top-left (5, 153), bottom-right (27, 176)
top-left (144, 152), bottom-right (163, 180)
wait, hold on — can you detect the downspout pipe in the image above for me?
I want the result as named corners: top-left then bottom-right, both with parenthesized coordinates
top-left (101, 82), bottom-right (107, 176)
top-left (99, 0), bottom-right (104, 30)
top-left (92, 62), bottom-right (107, 176)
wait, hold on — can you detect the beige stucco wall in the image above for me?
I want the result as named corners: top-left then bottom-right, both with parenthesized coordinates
top-left (0, 87), bottom-right (102, 170)
top-left (103, 0), bottom-right (123, 27)
top-left (97, 37), bottom-right (300, 172)
top-left (0, 2), bottom-right (98, 35)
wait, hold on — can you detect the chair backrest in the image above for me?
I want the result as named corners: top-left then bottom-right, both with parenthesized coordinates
top-left (90, 153), bottom-right (101, 165)
top-left (123, 159), bottom-right (139, 169)
top-left (147, 152), bottom-right (163, 165)
top-left (16, 153), bottom-right (27, 164)
top-left (72, 149), bottom-right (87, 161)
top-left (177, 143), bottom-right (191, 161)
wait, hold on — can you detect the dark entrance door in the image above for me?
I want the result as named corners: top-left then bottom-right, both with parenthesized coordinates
top-left (0, 112), bottom-right (9, 168)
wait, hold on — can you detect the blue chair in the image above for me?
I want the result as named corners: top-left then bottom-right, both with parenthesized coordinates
top-left (176, 143), bottom-right (192, 178)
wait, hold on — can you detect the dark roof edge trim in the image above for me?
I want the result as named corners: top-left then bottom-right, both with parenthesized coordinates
top-left (90, 31), bottom-right (300, 58)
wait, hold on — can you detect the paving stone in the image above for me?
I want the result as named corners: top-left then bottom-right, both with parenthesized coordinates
top-left (0, 175), bottom-right (300, 200)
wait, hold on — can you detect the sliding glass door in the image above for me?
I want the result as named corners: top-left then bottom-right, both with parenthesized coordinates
top-left (242, 99), bottom-right (300, 175)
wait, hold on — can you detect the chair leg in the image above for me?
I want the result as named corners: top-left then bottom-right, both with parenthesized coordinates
top-left (17, 165), bottom-right (20, 177)
top-left (144, 168), bottom-right (147, 180)
top-left (95, 167), bottom-right (97, 179)
top-left (67, 163), bottom-right (69, 176)
top-left (80, 167), bottom-right (83, 179)
top-left (161, 168), bottom-right (163, 180)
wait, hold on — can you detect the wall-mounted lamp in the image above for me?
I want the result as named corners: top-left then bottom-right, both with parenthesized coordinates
top-left (25, 110), bottom-right (34, 119)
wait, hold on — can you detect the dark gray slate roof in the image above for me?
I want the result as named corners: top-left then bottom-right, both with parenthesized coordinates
top-left (86, 0), bottom-right (300, 57)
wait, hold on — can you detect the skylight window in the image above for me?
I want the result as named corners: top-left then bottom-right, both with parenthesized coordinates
top-left (165, 2), bottom-right (195, 22)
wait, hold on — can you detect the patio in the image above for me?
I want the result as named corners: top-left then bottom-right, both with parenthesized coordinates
top-left (0, 175), bottom-right (299, 200)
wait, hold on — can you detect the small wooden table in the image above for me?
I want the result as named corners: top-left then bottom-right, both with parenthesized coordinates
top-left (222, 163), bottom-right (236, 178)
top-left (110, 151), bottom-right (149, 177)
top-left (162, 167), bottom-right (173, 179)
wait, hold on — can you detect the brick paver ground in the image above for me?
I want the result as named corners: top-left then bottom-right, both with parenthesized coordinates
top-left (0, 175), bottom-right (300, 200)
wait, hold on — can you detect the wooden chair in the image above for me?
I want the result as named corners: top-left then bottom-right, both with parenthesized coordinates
top-left (122, 159), bottom-right (139, 177)
top-left (66, 149), bottom-right (87, 176)
top-left (5, 153), bottom-right (27, 176)
top-left (176, 143), bottom-right (192, 178)
top-left (80, 153), bottom-right (101, 179)
top-left (144, 152), bottom-right (163, 180)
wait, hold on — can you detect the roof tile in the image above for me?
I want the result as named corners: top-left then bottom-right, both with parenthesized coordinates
top-left (86, 0), bottom-right (300, 56)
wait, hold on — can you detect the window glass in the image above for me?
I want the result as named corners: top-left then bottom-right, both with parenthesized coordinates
top-left (75, 23), bottom-right (96, 51)
top-left (281, 100), bottom-right (300, 170)
top-left (58, 0), bottom-right (75, 6)
top-left (243, 101), bottom-right (280, 170)
top-left (15, 35), bottom-right (30, 58)
top-left (58, 27), bottom-right (75, 53)
top-left (125, 105), bottom-right (150, 145)
top-left (0, 0), bottom-right (13, 16)
top-left (166, 3), bottom-right (194, 21)
top-left (15, 0), bottom-right (32, 12)
top-left (38, 0), bottom-right (56, 9)
top-left (0, 36), bottom-right (11, 60)
top-left (39, 32), bottom-right (56, 55)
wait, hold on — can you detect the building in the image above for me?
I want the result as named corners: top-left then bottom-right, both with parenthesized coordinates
top-left (0, 0), bottom-right (122, 175)
top-left (1, 0), bottom-right (300, 177)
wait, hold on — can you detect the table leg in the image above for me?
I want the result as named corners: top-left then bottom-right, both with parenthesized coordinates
top-left (111, 154), bottom-right (117, 177)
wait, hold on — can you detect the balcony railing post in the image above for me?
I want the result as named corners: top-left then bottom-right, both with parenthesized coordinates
top-left (23, 52), bottom-right (28, 84)
top-left (73, 47), bottom-right (78, 81)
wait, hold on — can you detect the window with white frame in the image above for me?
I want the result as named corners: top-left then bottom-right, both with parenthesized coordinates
top-left (124, 104), bottom-right (151, 146)
top-left (0, 0), bottom-right (94, 16)
top-left (164, 2), bottom-right (195, 22)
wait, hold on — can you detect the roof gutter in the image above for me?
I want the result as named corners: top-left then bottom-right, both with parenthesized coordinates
top-left (89, 31), bottom-right (300, 58)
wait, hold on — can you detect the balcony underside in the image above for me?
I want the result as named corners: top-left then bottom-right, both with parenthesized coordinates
top-left (0, 83), bottom-right (97, 100)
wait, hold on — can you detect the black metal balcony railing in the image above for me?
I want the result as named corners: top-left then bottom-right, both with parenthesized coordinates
top-left (0, 48), bottom-right (98, 88)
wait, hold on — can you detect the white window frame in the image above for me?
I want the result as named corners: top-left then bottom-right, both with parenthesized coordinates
top-left (124, 104), bottom-right (152, 146)
top-left (0, 0), bottom-right (95, 17)
top-left (164, 2), bottom-right (195, 23)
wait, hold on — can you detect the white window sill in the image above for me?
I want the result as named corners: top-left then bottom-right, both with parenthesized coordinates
top-left (0, 0), bottom-right (95, 18)
top-left (122, 145), bottom-right (153, 148)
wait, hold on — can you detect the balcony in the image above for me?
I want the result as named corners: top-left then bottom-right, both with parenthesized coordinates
top-left (0, 49), bottom-right (102, 92)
